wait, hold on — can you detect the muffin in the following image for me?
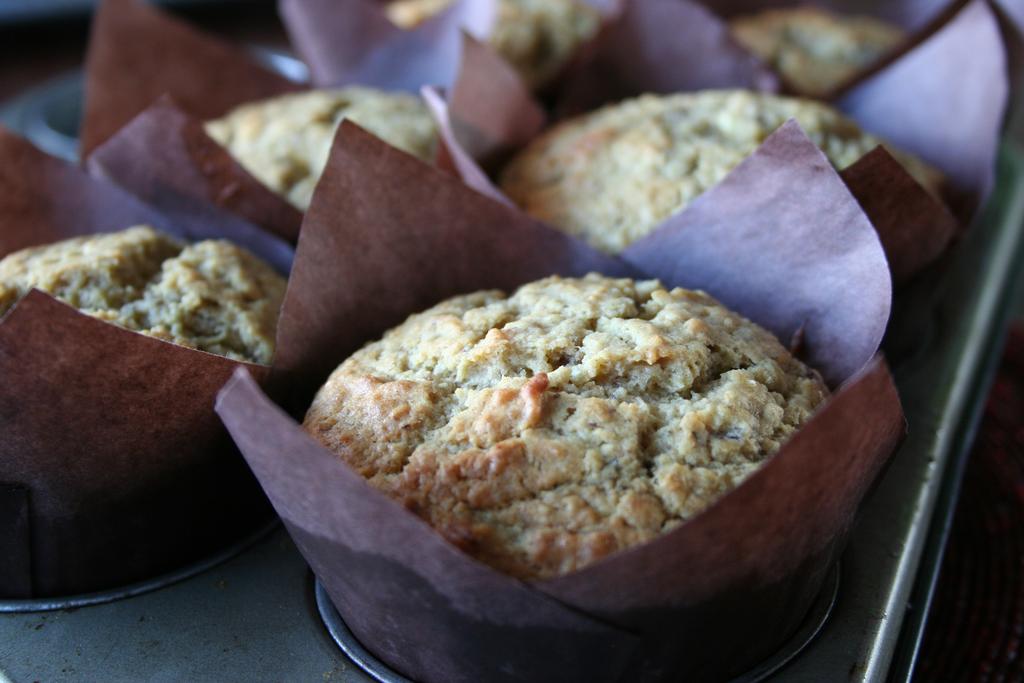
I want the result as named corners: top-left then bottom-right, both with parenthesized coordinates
top-left (731, 7), bottom-right (905, 97)
top-left (205, 88), bottom-right (438, 211)
top-left (385, 0), bottom-right (601, 88)
top-left (0, 226), bottom-right (286, 364)
top-left (303, 274), bottom-right (829, 579)
top-left (499, 90), bottom-right (942, 253)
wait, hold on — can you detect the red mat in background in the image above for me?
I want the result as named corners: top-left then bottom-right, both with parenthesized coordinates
top-left (916, 326), bottom-right (1024, 680)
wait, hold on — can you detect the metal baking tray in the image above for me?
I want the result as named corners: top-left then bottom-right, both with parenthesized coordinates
top-left (1, 71), bottom-right (1023, 682)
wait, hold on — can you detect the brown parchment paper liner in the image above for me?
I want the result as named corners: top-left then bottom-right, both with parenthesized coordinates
top-left (426, 54), bottom-right (957, 286)
top-left (445, 34), bottom-right (547, 166)
top-left (216, 121), bottom-right (901, 682)
top-left (0, 127), bottom-right (289, 598)
top-left (838, 148), bottom-right (960, 283)
top-left (78, 0), bottom-right (305, 244)
top-left (87, 97), bottom-right (303, 251)
top-left (558, 0), bottom-right (1009, 212)
top-left (79, 0), bottom-right (301, 158)
top-left (279, 0), bottom-right (498, 91)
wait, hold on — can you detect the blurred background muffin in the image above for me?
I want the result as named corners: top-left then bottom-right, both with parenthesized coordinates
top-left (730, 7), bottom-right (905, 97)
top-left (385, 0), bottom-right (601, 88)
top-left (205, 87), bottom-right (438, 210)
top-left (500, 89), bottom-right (941, 253)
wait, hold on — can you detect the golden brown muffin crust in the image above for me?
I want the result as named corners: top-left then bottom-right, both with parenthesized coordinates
top-left (304, 274), bottom-right (829, 579)
top-left (0, 226), bottom-right (286, 363)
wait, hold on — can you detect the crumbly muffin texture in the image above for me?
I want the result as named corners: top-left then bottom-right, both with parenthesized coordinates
top-left (385, 0), bottom-right (601, 88)
top-left (500, 90), bottom-right (942, 254)
top-left (304, 274), bottom-right (829, 579)
top-left (731, 7), bottom-right (905, 98)
top-left (0, 226), bottom-right (286, 364)
top-left (205, 88), bottom-right (438, 211)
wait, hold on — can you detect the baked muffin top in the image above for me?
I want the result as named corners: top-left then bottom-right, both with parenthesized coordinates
top-left (731, 7), bottom-right (904, 97)
top-left (304, 274), bottom-right (828, 579)
top-left (385, 0), bottom-right (601, 88)
top-left (500, 90), bottom-right (941, 253)
top-left (205, 87), bottom-right (438, 211)
top-left (0, 226), bottom-right (286, 364)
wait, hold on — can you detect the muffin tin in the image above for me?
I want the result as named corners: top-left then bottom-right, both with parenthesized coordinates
top-left (1, 70), bottom-right (1023, 681)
